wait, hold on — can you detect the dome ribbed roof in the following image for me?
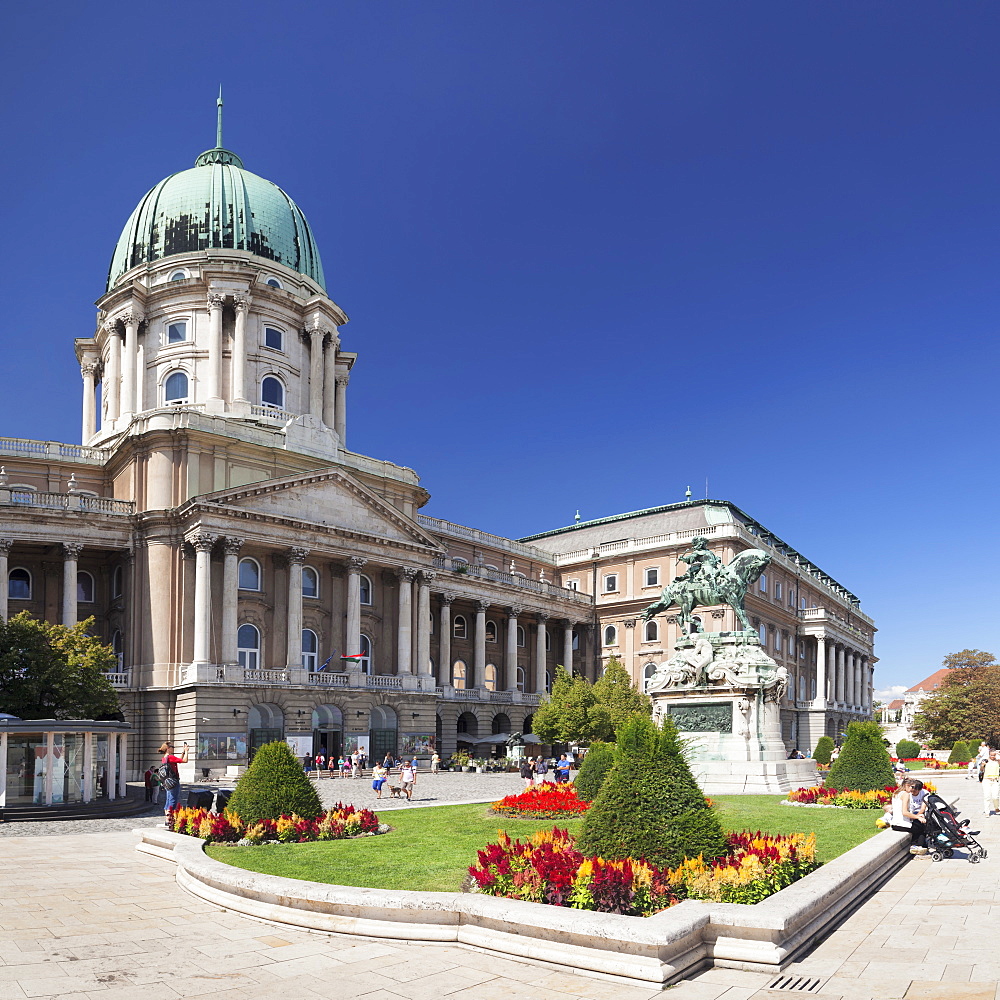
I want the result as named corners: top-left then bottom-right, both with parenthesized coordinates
top-left (107, 144), bottom-right (325, 291)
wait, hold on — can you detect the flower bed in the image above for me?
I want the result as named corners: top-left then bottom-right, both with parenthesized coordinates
top-left (168, 802), bottom-right (382, 844)
top-left (491, 783), bottom-right (590, 819)
top-left (786, 782), bottom-right (936, 809)
top-left (468, 827), bottom-right (818, 915)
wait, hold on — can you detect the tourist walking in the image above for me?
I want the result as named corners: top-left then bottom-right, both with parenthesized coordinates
top-left (890, 778), bottom-right (927, 854)
top-left (399, 760), bottom-right (416, 800)
top-left (156, 741), bottom-right (188, 824)
top-left (431, 751), bottom-right (441, 773)
top-left (520, 756), bottom-right (534, 789)
top-left (371, 763), bottom-right (388, 799)
top-left (534, 756), bottom-right (550, 784)
top-left (983, 750), bottom-right (1000, 816)
top-left (351, 750), bottom-right (361, 778)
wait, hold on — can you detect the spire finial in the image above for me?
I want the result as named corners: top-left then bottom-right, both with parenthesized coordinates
top-left (216, 86), bottom-right (224, 148)
top-left (685, 485), bottom-right (692, 500)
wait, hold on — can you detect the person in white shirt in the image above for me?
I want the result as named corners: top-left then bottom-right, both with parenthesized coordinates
top-left (398, 760), bottom-right (416, 800)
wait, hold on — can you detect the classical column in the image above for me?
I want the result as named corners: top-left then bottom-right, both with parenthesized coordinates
top-left (107, 733), bottom-right (117, 802)
top-left (120, 311), bottom-right (141, 417)
top-left (506, 607), bottom-right (521, 691)
top-left (416, 571), bottom-right (434, 675)
top-left (190, 533), bottom-right (215, 664)
top-left (232, 295), bottom-right (250, 401)
top-left (206, 292), bottom-right (225, 402)
top-left (396, 568), bottom-right (417, 674)
top-left (308, 328), bottom-right (325, 419)
top-left (345, 557), bottom-right (367, 659)
top-left (118, 733), bottom-right (128, 795)
top-left (104, 321), bottom-right (122, 423)
top-left (815, 635), bottom-right (826, 705)
top-left (853, 652), bottom-right (862, 711)
top-left (286, 547), bottom-right (309, 669)
top-left (323, 333), bottom-right (339, 428)
top-left (221, 537), bottom-right (244, 664)
top-left (335, 373), bottom-right (349, 443)
top-left (62, 543), bottom-right (83, 627)
top-left (438, 593), bottom-right (455, 686)
top-left (563, 622), bottom-right (574, 674)
top-left (0, 539), bottom-right (11, 622)
top-left (834, 645), bottom-right (844, 703)
top-left (845, 650), bottom-right (855, 708)
top-left (535, 613), bottom-right (549, 694)
top-left (81, 362), bottom-right (98, 441)
top-left (474, 600), bottom-right (489, 690)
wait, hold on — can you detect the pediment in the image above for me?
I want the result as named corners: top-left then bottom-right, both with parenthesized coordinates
top-left (196, 469), bottom-right (442, 550)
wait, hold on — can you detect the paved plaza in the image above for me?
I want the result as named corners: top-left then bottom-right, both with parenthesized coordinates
top-left (0, 771), bottom-right (997, 999)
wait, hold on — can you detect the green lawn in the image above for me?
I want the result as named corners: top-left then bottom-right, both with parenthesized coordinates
top-left (205, 796), bottom-right (879, 891)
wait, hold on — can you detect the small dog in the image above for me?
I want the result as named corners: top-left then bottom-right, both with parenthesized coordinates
top-left (387, 784), bottom-right (403, 798)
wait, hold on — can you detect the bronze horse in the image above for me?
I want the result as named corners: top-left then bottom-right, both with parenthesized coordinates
top-left (640, 548), bottom-right (771, 632)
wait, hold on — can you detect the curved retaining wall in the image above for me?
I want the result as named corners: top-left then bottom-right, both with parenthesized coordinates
top-left (136, 827), bottom-right (909, 988)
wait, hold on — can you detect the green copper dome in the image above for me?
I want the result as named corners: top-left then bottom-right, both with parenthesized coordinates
top-left (107, 142), bottom-right (326, 291)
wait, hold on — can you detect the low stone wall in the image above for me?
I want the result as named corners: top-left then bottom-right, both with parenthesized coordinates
top-left (135, 827), bottom-right (910, 988)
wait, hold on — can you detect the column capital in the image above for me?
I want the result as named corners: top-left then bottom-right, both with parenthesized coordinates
top-left (419, 570), bottom-right (436, 585)
top-left (476, 599), bottom-right (490, 613)
top-left (536, 611), bottom-right (550, 623)
top-left (233, 294), bottom-right (252, 313)
top-left (223, 537), bottom-right (245, 555)
top-left (398, 566), bottom-right (418, 583)
top-left (441, 591), bottom-right (458, 606)
top-left (187, 532), bottom-right (216, 553)
top-left (120, 309), bottom-right (143, 328)
top-left (508, 606), bottom-right (523, 619)
top-left (623, 619), bottom-right (636, 628)
top-left (80, 361), bottom-right (99, 379)
top-left (348, 556), bottom-right (368, 571)
top-left (0, 539), bottom-right (12, 556)
top-left (207, 292), bottom-right (226, 310)
top-left (104, 320), bottom-right (122, 338)
top-left (287, 546), bottom-right (309, 565)
top-left (62, 543), bottom-right (84, 559)
top-left (335, 373), bottom-right (351, 387)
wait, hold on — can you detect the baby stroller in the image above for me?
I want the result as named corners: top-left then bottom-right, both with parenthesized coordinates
top-left (922, 792), bottom-right (988, 863)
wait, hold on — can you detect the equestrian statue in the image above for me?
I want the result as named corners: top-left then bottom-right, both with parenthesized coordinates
top-left (639, 536), bottom-right (771, 633)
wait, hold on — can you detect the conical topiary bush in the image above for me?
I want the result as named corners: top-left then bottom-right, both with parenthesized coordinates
top-left (225, 740), bottom-right (323, 824)
top-left (577, 716), bottom-right (728, 868)
top-left (948, 740), bottom-right (970, 764)
top-left (574, 741), bottom-right (615, 802)
top-left (828, 721), bottom-right (895, 792)
top-left (813, 735), bottom-right (834, 766)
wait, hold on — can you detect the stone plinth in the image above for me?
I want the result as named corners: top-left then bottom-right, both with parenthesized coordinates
top-left (648, 631), bottom-right (818, 794)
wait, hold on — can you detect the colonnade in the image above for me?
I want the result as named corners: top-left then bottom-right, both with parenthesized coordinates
top-left (0, 540), bottom-right (90, 628)
top-left (813, 634), bottom-right (873, 713)
top-left (85, 296), bottom-right (350, 442)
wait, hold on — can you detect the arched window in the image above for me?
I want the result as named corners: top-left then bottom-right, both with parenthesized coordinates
top-left (312, 705), bottom-right (343, 732)
top-left (485, 620), bottom-right (498, 643)
top-left (238, 558), bottom-right (261, 591)
top-left (516, 666), bottom-right (525, 692)
top-left (237, 624), bottom-right (260, 670)
top-left (77, 571), bottom-right (95, 603)
top-left (452, 660), bottom-right (467, 689)
top-left (484, 664), bottom-right (498, 691)
top-left (572, 631), bottom-right (579, 650)
top-left (358, 633), bottom-right (372, 675)
top-left (643, 662), bottom-right (657, 692)
top-left (516, 625), bottom-right (526, 647)
top-left (8, 568), bottom-right (31, 600)
top-left (302, 629), bottom-right (318, 671)
top-left (545, 632), bottom-right (551, 651)
top-left (111, 630), bottom-right (124, 670)
top-left (265, 276), bottom-right (282, 289)
top-left (261, 375), bottom-right (285, 409)
top-left (302, 566), bottom-right (319, 599)
top-left (169, 269), bottom-right (188, 282)
top-left (359, 574), bottom-right (372, 605)
top-left (456, 711), bottom-right (477, 736)
top-left (545, 670), bottom-right (552, 694)
top-left (758, 623), bottom-right (767, 644)
top-left (492, 713), bottom-right (511, 735)
top-left (603, 625), bottom-right (617, 646)
top-left (112, 565), bottom-right (123, 599)
top-left (453, 615), bottom-right (467, 639)
top-left (644, 620), bottom-right (658, 642)
top-left (164, 370), bottom-right (189, 404)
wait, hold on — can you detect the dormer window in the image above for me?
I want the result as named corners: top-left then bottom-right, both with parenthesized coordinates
top-left (264, 327), bottom-right (284, 351)
top-left (167, 321), bottom-right (187, 344)
top-left (266, 277), bottom-right (282, 289)
top-left (169, 270), bottom-right (188, 282)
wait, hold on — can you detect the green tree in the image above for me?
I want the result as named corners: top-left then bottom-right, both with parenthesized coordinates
top-left (532, 658), bottom-right (651, 745)
top-left (828, 721), bottom-right (896, 791)
top-left (813, 735), bottom-right (835, 765)
top-left (225, 741), bottom-right (323, 823)
top-left (895, 739), bottom-right (920, 761)
top-left (0, 613), bottom-right (120, 720)
top-left (913, 662), bottom-right (1000, 746)
top-left (574, 740), bottom-right (615, 801)
top-left (578, 716), bottom-right (727, 868)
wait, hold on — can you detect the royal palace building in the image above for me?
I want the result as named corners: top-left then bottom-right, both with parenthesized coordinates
top-left (0, 110), bottom-right (875, 780)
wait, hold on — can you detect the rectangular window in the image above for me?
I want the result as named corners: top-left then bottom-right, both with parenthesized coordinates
top-left (800, 597), bottom-right (807, 610)
top-left (789, 588), bottom-right (796, 607)
top-left (604, 574), bottom-right (618, 593)
top-left (167, 322), bottom-right (187, 344)
top-left (758, 623), bottom-right (767, 644)
top-left (759, 573), bottom-right (768, 593)
top-left (264, 327), bottom-right (283, 351)
top-left (644, 567), bottom-right (659, 587)
top-left (774, 631), bottom-right (781, 652)
top-left (774, 581), bottom-right (782, 600)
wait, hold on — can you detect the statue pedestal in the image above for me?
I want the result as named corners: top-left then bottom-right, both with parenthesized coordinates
top-left (649, 631), bottom-right (818, 795)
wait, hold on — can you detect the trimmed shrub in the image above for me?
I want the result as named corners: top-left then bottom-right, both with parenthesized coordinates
top-left (578, 716), bottom-right (727, 869)
top-left (574, 741), bottom-right (616, 802)
top-left (830, 722), bottom-right (896, 792)
top-left (948, 740), bottom-right (969, 764)
top-left (225, 740), bottom-right (323, 824)
top-left (813, 736), bottom-right (835, 766)
top-left (895, 739), bottom-right (920, 761)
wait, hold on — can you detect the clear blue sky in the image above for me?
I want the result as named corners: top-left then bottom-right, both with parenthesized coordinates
top-left (2, 2), bottom-right (997, 694)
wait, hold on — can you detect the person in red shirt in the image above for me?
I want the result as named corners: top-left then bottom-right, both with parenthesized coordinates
top-left (157, 741), bottom-right (188, 821)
